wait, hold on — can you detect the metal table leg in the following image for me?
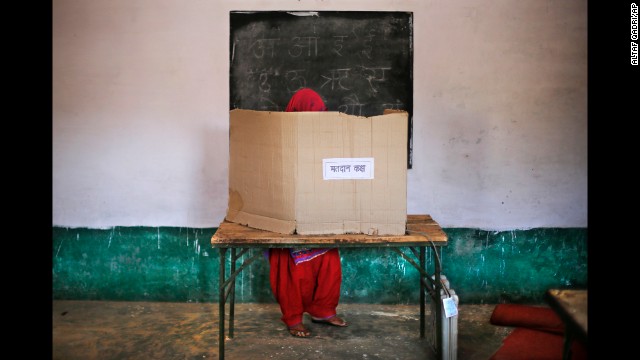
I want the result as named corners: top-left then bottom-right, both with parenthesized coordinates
top-left (218, 248), bottom-right (227, 360)
top-left (389, 247), bottom-right (436, 343)
top-left (216, 248), bottom-right (265, 359)
top-left (229, 248), bottom-right (237, 338)
top-left (433, 246), bottom-right (443, 360)
top-left (420, 246), bottom-right (426, 338)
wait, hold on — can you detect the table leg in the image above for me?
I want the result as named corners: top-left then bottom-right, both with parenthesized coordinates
top-left (420, 246), bottom-right (426, 338)
top-left (562, 332), bottom-right (574, 360)
top-left (434, 247), bottom-right (443, 360)
top-left (229, 248), bottom-right (236, 338)
top-left (218, 248), bottom-right (227, 360)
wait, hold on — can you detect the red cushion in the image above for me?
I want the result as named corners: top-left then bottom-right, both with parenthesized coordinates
top-left (490, 304), bottom-right (565, 335)
top-left (489, 328), bottom-right (587, 360)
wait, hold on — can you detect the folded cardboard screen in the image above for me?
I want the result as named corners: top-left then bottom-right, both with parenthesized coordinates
top-left (226, 109), bottom-right (407, 235)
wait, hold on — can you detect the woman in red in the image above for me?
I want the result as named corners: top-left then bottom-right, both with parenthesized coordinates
top-left (269, 88), bottom-right (348, 338)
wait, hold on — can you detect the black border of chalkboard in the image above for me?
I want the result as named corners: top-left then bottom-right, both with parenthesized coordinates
top-left (229, 10), bottom-right (413, 169)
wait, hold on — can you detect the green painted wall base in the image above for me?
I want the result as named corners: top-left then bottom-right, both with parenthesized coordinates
top-left (52, 227), bottom-right (587, 304)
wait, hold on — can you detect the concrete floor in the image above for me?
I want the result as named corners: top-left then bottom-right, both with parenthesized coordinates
top-left (52, 300), bottom-right (514, 360)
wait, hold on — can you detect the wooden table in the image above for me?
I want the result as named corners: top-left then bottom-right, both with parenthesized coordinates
top-left (544, 289), bottom-right (588, 359)
top-left (211, 214), bottom-right (449, 360)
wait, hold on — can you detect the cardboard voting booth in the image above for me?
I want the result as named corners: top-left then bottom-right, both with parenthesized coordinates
top-left (226, 109), bottom-right (407, 235)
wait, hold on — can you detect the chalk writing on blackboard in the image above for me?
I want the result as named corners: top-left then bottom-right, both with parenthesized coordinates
top-left (230, 11), bottom-right (413, 168)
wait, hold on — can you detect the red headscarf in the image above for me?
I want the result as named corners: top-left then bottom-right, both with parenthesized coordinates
top-left (285, 88), bottom-right (327, 112)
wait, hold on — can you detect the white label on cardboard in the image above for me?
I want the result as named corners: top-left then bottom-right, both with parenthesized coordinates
top-left (442, 297), bottom-right (458, 318)
top-left (322, 158), bottom-right (374, 180)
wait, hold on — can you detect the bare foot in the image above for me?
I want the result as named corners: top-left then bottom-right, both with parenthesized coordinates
top-left (311, 315), bottom-right (348, 327)
top-left (288, 323), bottom-right (311, 337)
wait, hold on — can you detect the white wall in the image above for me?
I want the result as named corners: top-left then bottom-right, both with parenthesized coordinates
top-left (52, 0), bottom-right (588, 230)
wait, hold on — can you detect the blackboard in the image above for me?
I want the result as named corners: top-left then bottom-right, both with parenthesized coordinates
top-left (229, 11), bottom-right (413, 168)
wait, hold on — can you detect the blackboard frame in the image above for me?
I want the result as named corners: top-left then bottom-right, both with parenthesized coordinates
top-left (229, 10), bottom-right (413, 168)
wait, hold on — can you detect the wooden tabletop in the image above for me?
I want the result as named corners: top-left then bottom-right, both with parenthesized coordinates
top-left (545, 289), bottom-right (588, 343)
top-left (211, 214), bottom-right (448, 248)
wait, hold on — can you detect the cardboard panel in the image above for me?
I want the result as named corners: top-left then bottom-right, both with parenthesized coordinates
top-left (226, 109), bottom-right (407, 235)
